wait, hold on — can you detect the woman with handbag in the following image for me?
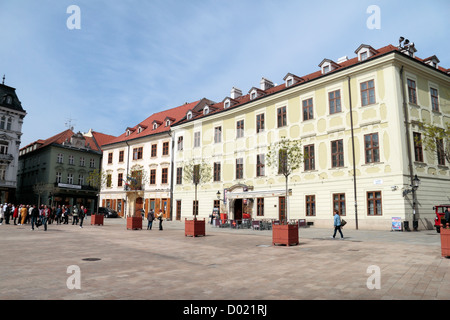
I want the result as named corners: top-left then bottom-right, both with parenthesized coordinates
top-left (332, 210), bottom-right (344, 239)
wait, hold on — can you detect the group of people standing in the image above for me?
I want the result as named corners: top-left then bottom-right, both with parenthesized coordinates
top-left (0, 203), bottom-right (88, 231)
top-left (146, 209), bottom-right (163, 230)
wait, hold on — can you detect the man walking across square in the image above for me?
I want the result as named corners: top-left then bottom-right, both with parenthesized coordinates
top-left (332, 210), bottom-right (344, 239)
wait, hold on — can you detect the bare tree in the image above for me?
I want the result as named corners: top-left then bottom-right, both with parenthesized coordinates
top-left (183, 159), bottom-right (212, 220)
top-left (417, 121), bottom-right (450, 164)
top-left (266, 137), bottom-right (303, 223)
top-left (33, 182), bottom-right (53, 207)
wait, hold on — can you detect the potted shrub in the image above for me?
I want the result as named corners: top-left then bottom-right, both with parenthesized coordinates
top-left (91, 212), bottom-right (104, 226)
top-left (440, 223), bottom-right (450, 258)
top-left (272, 221), bottom-right (299, 246)
top-left (183, 160), bottom-right (211, 237)
top-left (185, 218), bottom-right (206, 237)
top-left (127, 215), bottom-right (142, 230)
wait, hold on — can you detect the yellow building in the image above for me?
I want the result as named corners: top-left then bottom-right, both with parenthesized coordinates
top-left (172, 42), bottom-right (450, 230)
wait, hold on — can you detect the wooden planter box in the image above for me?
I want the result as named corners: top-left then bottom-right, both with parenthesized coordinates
top-left (127, 216), bottom-right (142, 230)
top-left (185, 218), bottom-right (206, 237)
top-left (272, 223), bottom-right (299, 246)
top-left (440, 227), bottom-right (450, 258)
top-left (90, 214), bottom-right (104, 226)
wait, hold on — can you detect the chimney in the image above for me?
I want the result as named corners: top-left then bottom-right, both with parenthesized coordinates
top-left (230, 87), bottom-right (242, 99)
top-left (337, 56), bottom-right (348, 64)
top-left (260, 77), bottom-right (274, 91)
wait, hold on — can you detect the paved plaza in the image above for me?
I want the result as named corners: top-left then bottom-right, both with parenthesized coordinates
top-left (0, 217), bottom-right (449, 303)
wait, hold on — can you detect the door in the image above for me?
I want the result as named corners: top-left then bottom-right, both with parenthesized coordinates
top-left (176, 200), bottom-right (182, 220)
top-left (278, 196), bottom-right (286, 222)
top-left (234, 199), bottom-right (243, 221)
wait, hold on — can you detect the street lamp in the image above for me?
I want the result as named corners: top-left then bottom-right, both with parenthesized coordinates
top-left (402, 174), bottom-right (420, 197)
top-left (216, 190), bottom-right (221, 200)
top-left (402, 174), bottom-right (420, 231)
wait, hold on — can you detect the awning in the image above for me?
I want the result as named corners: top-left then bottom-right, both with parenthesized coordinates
top-left (226, 189), bottom-right (291, 200)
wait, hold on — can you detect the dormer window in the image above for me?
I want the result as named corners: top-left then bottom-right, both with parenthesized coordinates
top-left (423, 55), bottom-right (440, 69)
top-left (319, 59), bottom-right (339, 75)
top-left (360, 52), bottom-right (368, 61)
top-left (164, 116), bottom-right (175, 127)
top-left (222, 97), bottom-right (237, 109)
top-left (186, 110), bottom-right (193, 120)
top-left (249, 87), bottom-right (264, 100)
top-left (354, 44), bottom-right (378, 62)
top-left (6, 96), bottom-right (12, 104)
top-left (125, 127), bottom-right (136, 137)
top-left (283, 73), bottom-right (303, 87)
top-left (203, 106), bottom-right (209, 115)
top-left (152, 120), bottom-right (162, 130)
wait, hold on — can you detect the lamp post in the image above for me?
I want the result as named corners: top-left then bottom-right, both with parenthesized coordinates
top-left (403, 174), bottom-right (420, 231)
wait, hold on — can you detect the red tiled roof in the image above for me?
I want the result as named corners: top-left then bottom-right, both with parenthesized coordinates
top-left (20, 129), bottom-right (116, 153)
top-left (105, 100), bottom-right (203, 145)
top-left (90, 131), bottom-right (117, 149)
top-left (177, 44), bottom-right (448, 125)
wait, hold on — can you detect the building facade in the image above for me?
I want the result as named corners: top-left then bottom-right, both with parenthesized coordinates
top-left (0, 81), bottom-right (27, 203)
top-left (99, 100), bottom-right (212, 218)
top-left (17, 129), bottom-right (115, 211)
top-left (171, 42), bottom-right (450, 230)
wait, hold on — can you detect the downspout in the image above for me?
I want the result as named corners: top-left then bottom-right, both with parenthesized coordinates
top-left (347, 76), bottom-right (358, 230)
top-left (125, 141), bottom-right (130, 218)
top-left (169, 130), bottom-right (175, 221)
top-left (399, 66), bottom-right (417, 229)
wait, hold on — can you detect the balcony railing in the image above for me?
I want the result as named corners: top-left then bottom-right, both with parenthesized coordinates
top-left (0, 153), bottom-right (14, 162)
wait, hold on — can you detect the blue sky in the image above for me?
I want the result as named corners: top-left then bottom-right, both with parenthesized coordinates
top-left (1, 0), bottom-right (449, 147)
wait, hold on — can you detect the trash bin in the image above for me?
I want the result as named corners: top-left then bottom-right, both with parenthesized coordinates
top-left (403, 221), bottom-right (410, 231)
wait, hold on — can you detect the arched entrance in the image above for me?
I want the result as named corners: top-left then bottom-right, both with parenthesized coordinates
top-left (234, 199), bottom-right (243, 221)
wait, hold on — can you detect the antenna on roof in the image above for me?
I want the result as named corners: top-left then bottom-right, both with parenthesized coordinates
top-left (65, 117), bottom-right (76, 131)
top-left (2, 75), bottom-right (5, 85)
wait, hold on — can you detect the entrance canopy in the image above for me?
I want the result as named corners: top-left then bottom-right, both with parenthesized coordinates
top-left (226, 189), bottom-right (291, 200)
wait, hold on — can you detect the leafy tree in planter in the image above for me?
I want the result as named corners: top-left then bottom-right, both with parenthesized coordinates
top-left (266, 137), bottom-right (303, 223)
top-left (182, 159), bottom-right (212, 220)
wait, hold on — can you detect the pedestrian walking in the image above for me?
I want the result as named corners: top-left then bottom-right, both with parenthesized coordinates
top-left (157, 209), bottom-right (163, 230)
top-left (79, 205), bottom-right (85, 228)
top-left (72, 206), bottom-right (79, 225)
top-left (332, 210), bottom-right (344, 239)
top-left (4, 203), bottom-right (10, 224)
top-left (30, 205), bottom-right (40, 230)
top-left (147, 209), bottom-right (154, 230)
top-left (445, 208), bottom-right (450, 226)
top-left (41, 205), bottom-right (50, 231)
top-left (20, 205), bottom-right (28, 225)
top-left (12, 204), bottom-right (18, 225)
top-left (28, 205), bottom-right (33, 225)
top-left (0, 204), bottom-right (4, 225)
top-left (55, 205), bottom-right (62, 225)
top-left (64, 206), bottom-right (70, 224)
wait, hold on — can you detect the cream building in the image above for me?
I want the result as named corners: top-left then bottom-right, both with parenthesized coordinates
top-left (172, 42), bottom-right (450, 230)
top-left (99, 99), bottom-right (212, 219)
